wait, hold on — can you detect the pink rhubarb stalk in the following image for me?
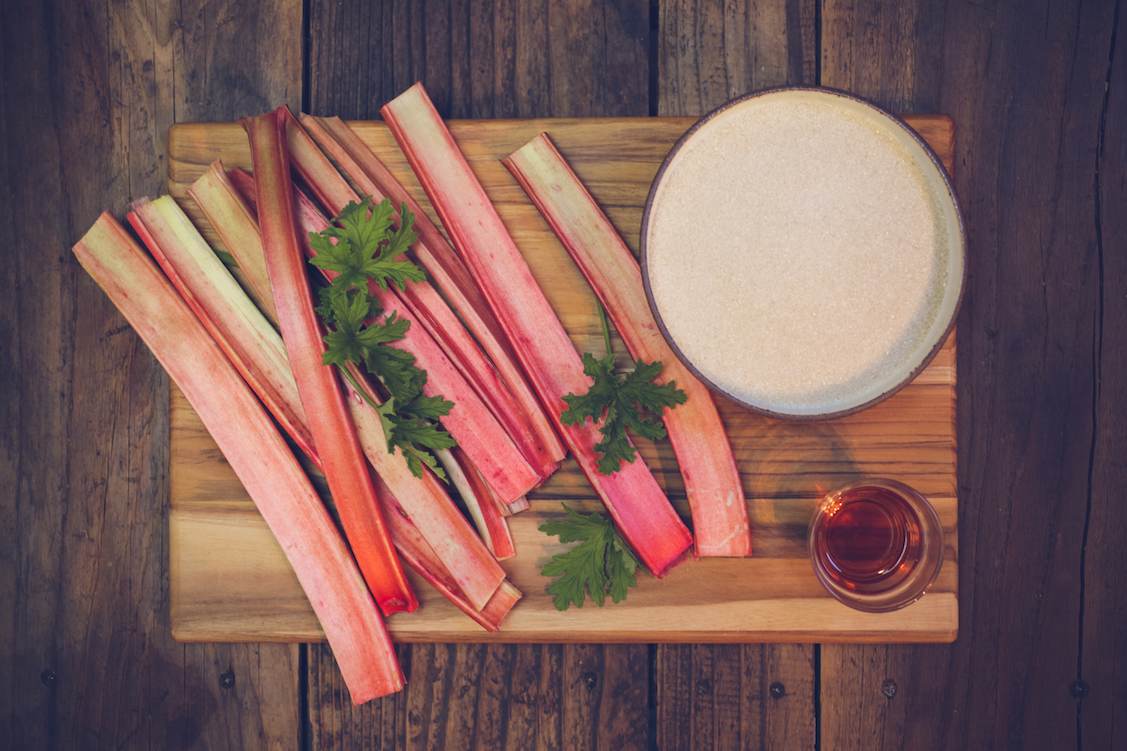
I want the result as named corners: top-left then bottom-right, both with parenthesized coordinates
top-left (504, 133), bottom-right (751, 557)
top-left (73, 213), bottom-right (402, 702)
top-left (382, 83), bottom-right (693, 575)
top-left (300, 114), bottom-right (564, 477)
top-left (229, 156), bottom-right (540, 504)
top-left (244, 108), bottom-right (416, 616)
top-left (230, 170), bottom-right (539, 505)
top-left (343, 369), bottom-right (507, 610)
top-left (189, 163), bottom-right (510, 614)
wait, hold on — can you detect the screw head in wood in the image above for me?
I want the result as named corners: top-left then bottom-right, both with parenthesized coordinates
top-left (881, 679), bottom-right (897, 699)
top-left (769, 682), bottom-right (786, 699)
top-left (219, 670), bottom-right (236, 689)
top-left (40, 669), bottom-right (56, 688)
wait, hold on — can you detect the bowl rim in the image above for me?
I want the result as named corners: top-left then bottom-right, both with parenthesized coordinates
top-left (639, 85), bottom-right (968, 421)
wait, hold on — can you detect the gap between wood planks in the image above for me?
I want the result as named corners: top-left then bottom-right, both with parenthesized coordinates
top-left (1077, 0), bottom-right (1120, 746)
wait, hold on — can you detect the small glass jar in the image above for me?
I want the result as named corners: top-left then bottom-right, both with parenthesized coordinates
top-left (808, 478), bottom-right (945, 612)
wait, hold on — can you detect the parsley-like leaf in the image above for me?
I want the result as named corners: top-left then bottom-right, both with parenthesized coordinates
top-left (364, 339), bottom-right (422, 403)
top-left (399, 392), bottom-right (455, 421)
top-left (539, 505), bottom-right (639, 610)
top-left (560, 308), bottom-right (687, 474)
top-left (309, 196), bottom-right (457, 480)
top-left (310, 198), bottom-right (426, 293)
top-left (377, 398), bottom-right (456, 478)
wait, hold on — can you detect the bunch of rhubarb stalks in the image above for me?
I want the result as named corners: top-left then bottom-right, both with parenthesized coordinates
top-left (73, 83), bottom-right (750, 704)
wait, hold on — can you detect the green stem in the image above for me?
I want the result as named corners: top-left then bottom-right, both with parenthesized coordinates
top-left (337, 364), bottom-right (383, 412)
top-left (597, 302), bottom-right (613, 360)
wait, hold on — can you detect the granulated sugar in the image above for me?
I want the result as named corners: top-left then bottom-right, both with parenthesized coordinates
top-left (645, 90), bottom-right (961, 415)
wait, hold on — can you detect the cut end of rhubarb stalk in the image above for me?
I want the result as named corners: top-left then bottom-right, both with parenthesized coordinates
top-left (379, 481), bottom-right (519, 630)
top-left (504, 132), bottom-right (751, 558)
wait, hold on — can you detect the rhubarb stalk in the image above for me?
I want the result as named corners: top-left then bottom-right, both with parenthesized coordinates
top-left (73, 213), bottom-right (402, 702)
top-left (127, 196), bottom-right (317, 467)
top-left (382, 83), bottom-right (692, 575)
top-left (300, 114), bottom-right (564, 478)
top-left (187, 162), bottom-right (278, 321)
top-left (504, 133), bottom-right (751, 557)
top-left (187, 163), bottom-right (511, 615)
top-left (229, 160), bottom-right (540, 504)
top-left (244, 108), bottom-right (416, 615)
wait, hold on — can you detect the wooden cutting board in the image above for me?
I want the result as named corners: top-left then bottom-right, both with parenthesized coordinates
top-left (167, 115), bottom-right (958, 643)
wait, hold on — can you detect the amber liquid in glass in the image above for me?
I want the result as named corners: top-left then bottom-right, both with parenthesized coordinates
top-left (812, 485), bottom-right (924, 594)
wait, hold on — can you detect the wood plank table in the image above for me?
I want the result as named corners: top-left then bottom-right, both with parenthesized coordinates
top-left (3, 1), bottom-right (1123, 749)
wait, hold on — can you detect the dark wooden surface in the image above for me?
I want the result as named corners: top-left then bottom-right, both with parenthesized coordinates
top-left (2, 0), bottom-right (1123, 749)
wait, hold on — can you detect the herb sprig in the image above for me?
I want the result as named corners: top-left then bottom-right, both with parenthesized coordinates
top-left (312, 197), bottom-right (455, 478)
top-left (539, 505), bottom-right (639, 610)
top-left (561, 306), bottom-right (687, 474)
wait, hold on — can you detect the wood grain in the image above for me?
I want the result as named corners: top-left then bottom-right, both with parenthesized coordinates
top-left (1083, 2), bottom-right (1126, 748)
top-left (819, 1), bottom-right (1124, 749)
top-left (0, 0), bottom-right (301, 748)
top-left (656, 644), bottom-right (815, 750)
top-left (308, 642), bottom-right (651, 750)
top-left (167, 114), bottom-right (957, 646)
top-left (308, 0), bottom-right (651, 119)
top-left (655, 5), bottom-right (819, 749)
top-left (658, 0), bottom-right (817, 113)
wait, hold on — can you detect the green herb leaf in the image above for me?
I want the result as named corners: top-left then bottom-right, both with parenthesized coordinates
top-left (309, 196), bottom-right (457, 480)
top-left (560, 345), bottom-right (687, 475)
top-left (363, 339), bottom-right (422, 403)
top-left (377, 398), bottom-right (456, 478)
top-left (539, 505), bottom-right (639, 610)
top-left (399, 392), bottom-right (455, 421)
top-left (310, 198), bottom-right (426, 293)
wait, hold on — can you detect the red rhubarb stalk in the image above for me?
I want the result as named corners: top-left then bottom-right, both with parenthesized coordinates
top-left (244, 108), bottom-right (416, 616)
top-left (230, 161), bottom-right (540, 504)
top-left (73, 213), bottom-right (402, 702)
top-left (382, 83), bottom-right (693, 575)
top-left (190, 163), bottom-right (510, 614)
top-left (504, 133), bottom-right (751, 557)
top-left (343, 369), bottom-right (507, 610)
top-left (300, 114), bottom-right (564, 477)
